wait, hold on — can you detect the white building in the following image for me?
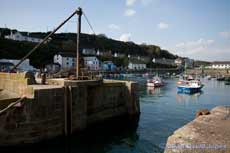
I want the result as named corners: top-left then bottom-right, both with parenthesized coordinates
top-left (82, 48), bottom-right (96, 55)
top-left (113, 52), bottom-right (126, 58)
top-left (96, 49), bottom-right (100, 56)
top-left (128, 60), bottom-right (146, 70)
top-left (83, 56), bottom-right (100, 71)
top-left (5, 31), bottom-right (43, 43)
top-left (152, 58), bottom-right (176, 66)
top-left (174, 58), bottom-right (183, 66)
top-left (54, 52), bottom-right (76, 69)
top-left (0, 59), bottom-right (36, 71)
top-left (210, 61), bottom-right (230, 69)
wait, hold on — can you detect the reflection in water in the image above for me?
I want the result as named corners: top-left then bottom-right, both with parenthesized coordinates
top-left (146, 87), bottom-right (162, 95)
top-left (176, 91), bottom-right (203, 103)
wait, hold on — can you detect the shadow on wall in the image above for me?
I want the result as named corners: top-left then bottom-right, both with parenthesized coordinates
top-left (0, 115), bottom-right (140, 153)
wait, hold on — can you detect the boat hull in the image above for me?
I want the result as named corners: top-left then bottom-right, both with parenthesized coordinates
top-left (146, 82), bottom-right (163, 87)
top-left (177, 86), bottom-right (203, 94)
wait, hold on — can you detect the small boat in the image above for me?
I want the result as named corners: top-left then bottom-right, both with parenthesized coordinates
top-left (217, 75), bottom-right (225, 81)
top-left (177, 79), bottom-right (204, 94)
top-left (206, 75), bottom-right (211, 80)
top-left (142, 73), bottom-right (149, 77)
top-left (147, 76), bottom-right (164, 87)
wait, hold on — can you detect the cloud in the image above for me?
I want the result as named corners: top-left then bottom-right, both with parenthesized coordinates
top-left (126, 0), bottom-right (153, 6)
top-left (108, 24), bottom-right (120, 30)
top-left (119, 33), bottom-right (131, 42)
top-left (141, 0), bottom-right (154, 5)
top-left (126, 0), bottom-right (137, 6)
top-left (124, 9), bottom-right (136, 16)
top-left (175, 38), bottom-right (215, 54)
top-left (172, 38), bottom-right (222, 60)
top-left (176, 38), bottom-right (214, 47)
top-left (219, 31), bottom-right (230, 39)
top-left (158, 22), bottom-right (169, 29)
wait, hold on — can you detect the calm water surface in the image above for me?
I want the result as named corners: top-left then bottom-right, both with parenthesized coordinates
top-left (2, 76), bottom-right (230, 153)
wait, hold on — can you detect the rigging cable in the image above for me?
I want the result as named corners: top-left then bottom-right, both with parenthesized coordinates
top-left (82, 12), bottom-right (96, 35)
top-left (82, 11), bottom-right (105, 52)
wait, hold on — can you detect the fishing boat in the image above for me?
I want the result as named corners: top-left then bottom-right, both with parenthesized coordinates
top-left (146, 76), bottom-right (164, 87)
top-left (177, 79), bottom-right (204, 94)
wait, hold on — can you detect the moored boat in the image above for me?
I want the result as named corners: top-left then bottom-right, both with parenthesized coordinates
top-left (177, 79), bottom-right (204, 94)
top-left (217, 75), bottom-right (225, 81)
top-left (147, 76), bottom-right (164, 87)
top-left (206, 75), bottom-right (211, 80)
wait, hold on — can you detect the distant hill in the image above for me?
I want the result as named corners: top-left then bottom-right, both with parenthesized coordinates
top-left (0, 28), bottom-right (178, 68)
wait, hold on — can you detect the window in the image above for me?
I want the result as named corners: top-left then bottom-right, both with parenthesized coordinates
top-left (66, 62), bottom-right (69, 65)
top-left (67, 58), bottom-right (69, 60)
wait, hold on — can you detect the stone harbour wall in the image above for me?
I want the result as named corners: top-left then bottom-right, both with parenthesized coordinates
top-left (186, 69), bottom-right (230, 76)
top-left (0, 73), bottom-right (140, 146)
top-left (164, 106), bottom-right (230, 153)
top-left (0, 87), bottom-right (65, 146)
top-left (0, 72), bottom-right (34, 98)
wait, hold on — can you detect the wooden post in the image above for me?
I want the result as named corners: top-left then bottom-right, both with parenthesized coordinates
top-left (76, 7), bottom-right (82, 79)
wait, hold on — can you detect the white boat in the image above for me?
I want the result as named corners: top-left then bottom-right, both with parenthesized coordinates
top-left (206, 75), bottom-right (211, 80)
top-left (147, 76), bottom-right (164, 87)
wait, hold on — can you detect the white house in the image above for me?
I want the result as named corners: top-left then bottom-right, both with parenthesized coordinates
top-left (83, 56), bottom-right (100, 71)
top-left (128, 60), bottom-right (146, 70)
top-left (210, 61), bottom-right (230, 69)
top-left (82, 48), bottom-right (96, 55)
top-left (54, 52), bottom-right (76, 69)
top-left (175, 58), bottom-right (183, 66)
top-left (96, 49), bottom-right (100, 56)
top-left (152, 58), bottom-right (176, 66)
top-left (113, 52), bottom-right (126, 58)
top-left (0, 59), bottom-right (36, 71)
top-left (5, 31), bottom-right (43, 43)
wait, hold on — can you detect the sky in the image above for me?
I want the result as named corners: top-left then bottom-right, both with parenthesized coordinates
top-left (0, 0), bottom-right (230, 61)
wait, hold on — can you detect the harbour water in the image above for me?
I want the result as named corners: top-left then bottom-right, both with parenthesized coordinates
top-left (1, 76), bottom-right (230, 153)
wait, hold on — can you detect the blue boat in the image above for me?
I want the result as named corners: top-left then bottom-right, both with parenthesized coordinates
top-left (177, 80), bottom-right (204, 94)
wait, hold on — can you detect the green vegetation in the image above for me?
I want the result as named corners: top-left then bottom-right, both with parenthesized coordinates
top-left (0, 28), bottom-right (177, 68)
top-left (194, 60), bottom-right (211, 68)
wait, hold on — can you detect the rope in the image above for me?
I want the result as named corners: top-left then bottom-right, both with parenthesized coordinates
top-left (0, 96), bottom-right (26, 115)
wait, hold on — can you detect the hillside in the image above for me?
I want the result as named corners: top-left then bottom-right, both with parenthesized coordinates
top-left (0, 28), bottom-right (177, 68)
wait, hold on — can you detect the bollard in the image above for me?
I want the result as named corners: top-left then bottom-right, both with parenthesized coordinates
top-left (41, 73), bottom-right (46, 85)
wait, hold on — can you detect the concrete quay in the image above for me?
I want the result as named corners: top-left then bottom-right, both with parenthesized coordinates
top-left (164, 106), bottom-right (230, 153)
top-left (0, 72), bottom-right (140, 146)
